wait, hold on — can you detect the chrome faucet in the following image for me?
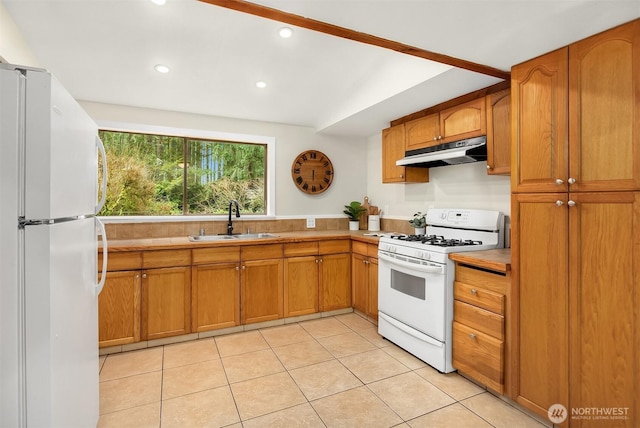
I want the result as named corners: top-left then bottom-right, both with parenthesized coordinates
top-left (227, 200), bottom-right (240, 235)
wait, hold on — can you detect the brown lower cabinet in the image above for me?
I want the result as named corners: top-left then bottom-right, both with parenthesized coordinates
top-left (191, 262), bottom-right (240, 332)
top-left (284, 240), bottom-right (351, 317)
top-left (191, 246), bottom-right (241, 333)
top-left (98, 270), bottom-right (141, 348)
top-left (449, 257), bottom-right (510, 395)
top-left (241, 244), bottom-right (284, 324)
top-left (351, 241), bottom-right (378, 323)
top-left (141, 266), bottom-right (191, 341)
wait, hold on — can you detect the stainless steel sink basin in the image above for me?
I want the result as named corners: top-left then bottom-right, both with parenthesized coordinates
top-left (188, 233), bottom-right (278, 242)
top-left (235, 233), bottom-right (278, 239)
top-left (188, 235), bottom-right (237, 242)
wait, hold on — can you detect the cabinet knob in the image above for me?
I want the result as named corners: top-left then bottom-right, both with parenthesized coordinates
top-left (568, 177), bottom-right (576, 184)
top-left (242, 265), bottom-right (246, 270)
top-left (136, 274), bottom-right (140, 279)
top-left (470, 288), bottom-right (477, 294)
top-left (469, 333), bottom-right (477, 340)
top-left (236, 266), bottom-right (239, 271)
top-left (319, 258), bottom-right (323, 263)
top-left (555, 179), bottom-right (564, 185)
top-left (568, 200), bottom-right (576, 207)
top-left (142, 273), bottom-right (147, 279)
top-left (316, 259), bottom-right (319, 264)
top-left (486, 164), bottom-right (492, 170)
top-left (556, 200), bottom-right (564, 206)
top-left (433, 137), bottom-right (438, 141)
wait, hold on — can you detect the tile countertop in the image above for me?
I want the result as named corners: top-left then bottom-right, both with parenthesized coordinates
top-left (100, 230), bottom-right (383, 252)
top-left (448, 249), bottom-right (511, 273)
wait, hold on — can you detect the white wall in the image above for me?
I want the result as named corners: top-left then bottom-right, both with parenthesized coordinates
top-left (80, 101), bottom-right (369, 217)
top-left (0, 1), bottom-right (40, 66)
top-left (365, 132), bottom-right (511, 219)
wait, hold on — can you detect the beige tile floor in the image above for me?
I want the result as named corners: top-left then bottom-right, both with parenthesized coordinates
top-left (98, 313), bottom-right (548, 428)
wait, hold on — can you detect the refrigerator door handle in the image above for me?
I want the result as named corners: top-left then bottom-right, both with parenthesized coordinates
top-left (95, 217), bottom-right (108, 295)
top-left (96, 136), bottom-right (108, 214)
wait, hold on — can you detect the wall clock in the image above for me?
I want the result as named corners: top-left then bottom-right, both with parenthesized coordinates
top-left (291, 150), bottom-right (334, 194)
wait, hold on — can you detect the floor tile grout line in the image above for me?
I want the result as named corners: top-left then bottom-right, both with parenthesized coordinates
top-left (158, 347), bottom-right (165, 428)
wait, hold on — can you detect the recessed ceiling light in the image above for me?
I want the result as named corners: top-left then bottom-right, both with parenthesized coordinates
top-left (151, 0), bottom-right (166, 5)
top-left (154, 64), bottom-right (170, 74)
top-left (256, 81), bottom-right (267, 89)
top-left (279, 27), bottom-right (293, 38)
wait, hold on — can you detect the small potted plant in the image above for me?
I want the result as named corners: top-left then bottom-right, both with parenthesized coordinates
top-left (409, 212), bottom-right (427, 235)
top-left (343, 201), bottom-right (367, 231)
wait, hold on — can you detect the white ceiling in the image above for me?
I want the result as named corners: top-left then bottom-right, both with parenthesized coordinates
top-left (3, 0), bottom-right (639, 137)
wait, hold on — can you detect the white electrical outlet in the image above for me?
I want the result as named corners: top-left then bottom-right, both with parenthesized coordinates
top-left (306, 217), bottom-right (316, 228)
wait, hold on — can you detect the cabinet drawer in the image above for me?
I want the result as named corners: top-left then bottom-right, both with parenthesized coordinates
top-left (319, 239), bottom-right (350, 254)
top-left (352, 241), bottom-right (367, 256)
top-left (192, 247), bottom-right (240, 265)
top-left (454, 300), bottom-right (504, 340)
top-left (452, 321), bottom-right (503, 394)
top-left (242, 244), bottom-right (283, 261)
top-left (142, 249), bottom-right (191, 268)
top-left (99, 251), bottom-right (142, 272)
top-left (366, 243), bottom-right (378, 258)
top-left (284, 241), bottom-right (318, 257)
top-left (454, 281), bottom-right (504, 315)
top-left (455, 264), bottom-right (509, 294)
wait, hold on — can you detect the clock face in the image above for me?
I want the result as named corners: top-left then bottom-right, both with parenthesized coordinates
top-left (291, 150), bottom-right (334, 194)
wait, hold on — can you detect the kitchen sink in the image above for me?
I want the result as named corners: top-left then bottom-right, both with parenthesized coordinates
top-left (188, 233), bottom-right (278, 242)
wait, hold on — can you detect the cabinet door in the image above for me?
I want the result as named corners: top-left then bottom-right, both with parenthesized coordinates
top-left (511, 193), bottom-right (569, 416)
top-left (569, 20), bottom-right (640, 192)
top-left (569, 192), bottom-right (639, 425)
top-left (486, 89), bottom-right (511, 175)
top-left (319, 253), bottom-right (351, 311)
top-left (241, 259), bottom-right (284, 324)
top-left (98, 270), bottom-right (141, 348)
top-left (191, 263), bottom-right (240, 332)
top-left (284, 256), bottom-right (319, 317)
top-left (351, 253), bottom-right (368, 314)
top-left (405, 113), bottom-right (440, 150)
top-left (511, 48), bottom-right (569, 193)
top-left (439, 98), bottom-right (486, 143)
top-left (142, 266), bottom-right (191, 341)
top-left (382, 125), bottom-right (429, 183)
top-left (367, 257), bottom-right (378, 322)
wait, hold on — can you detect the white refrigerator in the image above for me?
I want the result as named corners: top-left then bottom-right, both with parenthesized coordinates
top-left (0, 64), bottom-right (108, 427)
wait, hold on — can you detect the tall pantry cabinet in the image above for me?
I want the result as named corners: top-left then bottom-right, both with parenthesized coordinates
top-left (511, 19), bottom-right (639, 427)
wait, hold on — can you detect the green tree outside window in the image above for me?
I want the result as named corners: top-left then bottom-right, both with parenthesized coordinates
top-left (98, 130), bottom-right (266, 216)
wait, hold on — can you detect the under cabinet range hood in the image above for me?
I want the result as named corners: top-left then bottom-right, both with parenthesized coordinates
top-left (396, 136), bottom-right (487, 168)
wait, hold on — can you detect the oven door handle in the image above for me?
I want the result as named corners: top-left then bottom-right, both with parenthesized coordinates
top-left (378, 252), bottom-right (444, 274)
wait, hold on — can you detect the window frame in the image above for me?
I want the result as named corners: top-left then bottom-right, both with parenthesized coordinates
top-left (97, 120), bottom-right (276, 222)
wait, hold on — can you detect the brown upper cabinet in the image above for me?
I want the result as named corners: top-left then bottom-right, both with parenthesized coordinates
top-left (439, 98), bottom-right (486, 144)
top-left (405, 98), bottom-right (486, 150)
top-left (485, 89), bottom-right (511, 175)
top-left (512, 19), bottom-right (640, 193)
top-left (382, 124), bottom-right (429, 183)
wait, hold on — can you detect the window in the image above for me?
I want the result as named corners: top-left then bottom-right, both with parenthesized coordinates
top-left (98, 129), bottom-right (268, 216)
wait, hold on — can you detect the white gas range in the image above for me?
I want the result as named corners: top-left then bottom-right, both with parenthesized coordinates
top-left (377, 208), bottom-right (504, 373)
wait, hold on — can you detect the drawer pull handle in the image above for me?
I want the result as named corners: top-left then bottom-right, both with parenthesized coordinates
top-left (469, 333), bottom-right (476, 340)
top-left (470, 289), bottom-right (477, 295)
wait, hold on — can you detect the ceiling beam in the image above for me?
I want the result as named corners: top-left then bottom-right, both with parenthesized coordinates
top-left (198, 0), bottom-right (511, 80)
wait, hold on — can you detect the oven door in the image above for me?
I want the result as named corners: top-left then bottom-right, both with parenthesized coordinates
top-left (378, 251), bottom-right (446, 342)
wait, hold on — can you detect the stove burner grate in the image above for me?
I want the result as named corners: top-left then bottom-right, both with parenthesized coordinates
top-left (391, 234), bottom-right (483, 247)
